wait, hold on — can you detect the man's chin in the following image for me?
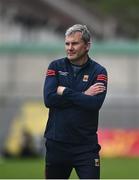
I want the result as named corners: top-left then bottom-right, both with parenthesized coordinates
top-left (67, 56), bottom-right (77, 61)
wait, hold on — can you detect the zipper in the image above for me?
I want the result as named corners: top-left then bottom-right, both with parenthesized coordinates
top-left (73, 72), bottom-right (77, 77)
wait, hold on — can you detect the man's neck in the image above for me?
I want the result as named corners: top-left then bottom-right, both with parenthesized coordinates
top-left (70, 55), bottom-right (88, 66)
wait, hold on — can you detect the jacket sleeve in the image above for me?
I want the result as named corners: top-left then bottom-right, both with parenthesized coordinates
top-left (62, 68), bottom-right (108, 111)
top-left (43, 62), bottom-right (72, 108)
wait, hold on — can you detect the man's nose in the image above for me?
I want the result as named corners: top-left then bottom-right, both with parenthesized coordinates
top-left (68, 44), bottom-right (74, 50)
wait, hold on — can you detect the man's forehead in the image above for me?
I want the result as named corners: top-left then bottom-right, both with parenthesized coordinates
top-left (66, 31), bottom-right (82, 37)
top-left (65, 32), bottom-right (83, 41)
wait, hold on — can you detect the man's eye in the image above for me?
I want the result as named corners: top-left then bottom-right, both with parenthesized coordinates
top-left (73, 42), bottom-right (80, 45)
top-left (65, 42), bottom-right (79, 46)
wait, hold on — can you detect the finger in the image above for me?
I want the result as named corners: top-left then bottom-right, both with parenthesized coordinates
top-left (92, 84), bottom-right (104, 88)
top-left (96, 86), bottom-right (106, 92)
top-left (95, 86), bottom-right (105, 91)
top-left (99, 86), bottom-right (106, 89)
top-left (93, 82), bottom-right (104, 86)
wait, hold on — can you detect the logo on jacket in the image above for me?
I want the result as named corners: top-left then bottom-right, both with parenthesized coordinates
top-left (46, 69), bottom-right (56, 76)
top-left (97, 74), bottom-right (107, 82)
top-left (58, 71), bottom-right (69, 76)
top-left (83, 75), bottom-right (89, 82)
top-left (94, 158), bottom-right (100, 167)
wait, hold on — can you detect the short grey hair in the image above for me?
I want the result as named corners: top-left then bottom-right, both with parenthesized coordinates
top-left (65, 24), bottom-right (91, 44)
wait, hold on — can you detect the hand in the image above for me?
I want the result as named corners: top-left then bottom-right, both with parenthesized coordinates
top-left (57, 86), bottom-right (66, 95)
top-left (84, 83), bottom-right (106, 96)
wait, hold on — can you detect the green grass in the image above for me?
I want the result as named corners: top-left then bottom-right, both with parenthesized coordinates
top-left (0, 157), bottom-right (139, 179)
top-left (101, 157), bottom-right (139, 179)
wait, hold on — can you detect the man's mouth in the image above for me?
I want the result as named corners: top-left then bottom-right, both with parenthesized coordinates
top-left (68, 52), bottom-right (76, 56)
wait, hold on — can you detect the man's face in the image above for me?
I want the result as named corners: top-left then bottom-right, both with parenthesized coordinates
top-left (65, 32), bottom-right (90, 62)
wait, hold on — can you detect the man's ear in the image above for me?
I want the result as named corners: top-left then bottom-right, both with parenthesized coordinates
top-left (86, 42), bottom-right (91, 51)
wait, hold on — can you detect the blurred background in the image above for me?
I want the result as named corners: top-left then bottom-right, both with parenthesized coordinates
top-left (0, 0), bottom-right (139, 178)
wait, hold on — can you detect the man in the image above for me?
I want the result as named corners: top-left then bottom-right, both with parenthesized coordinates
top-left (43, 24), bottom-right (108, 179)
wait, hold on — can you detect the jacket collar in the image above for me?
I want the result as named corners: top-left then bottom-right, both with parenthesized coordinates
top-left (65, 56), bottom-right (92, 69)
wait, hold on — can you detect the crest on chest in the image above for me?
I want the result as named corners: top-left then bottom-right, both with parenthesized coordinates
top-left (83, 75), bottom-right (89, 82)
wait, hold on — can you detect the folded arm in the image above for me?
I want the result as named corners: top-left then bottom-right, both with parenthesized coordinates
top-left (57, 69), bottom-right (108, 111)
top-left (43, 62), bottom-right (73, 108)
